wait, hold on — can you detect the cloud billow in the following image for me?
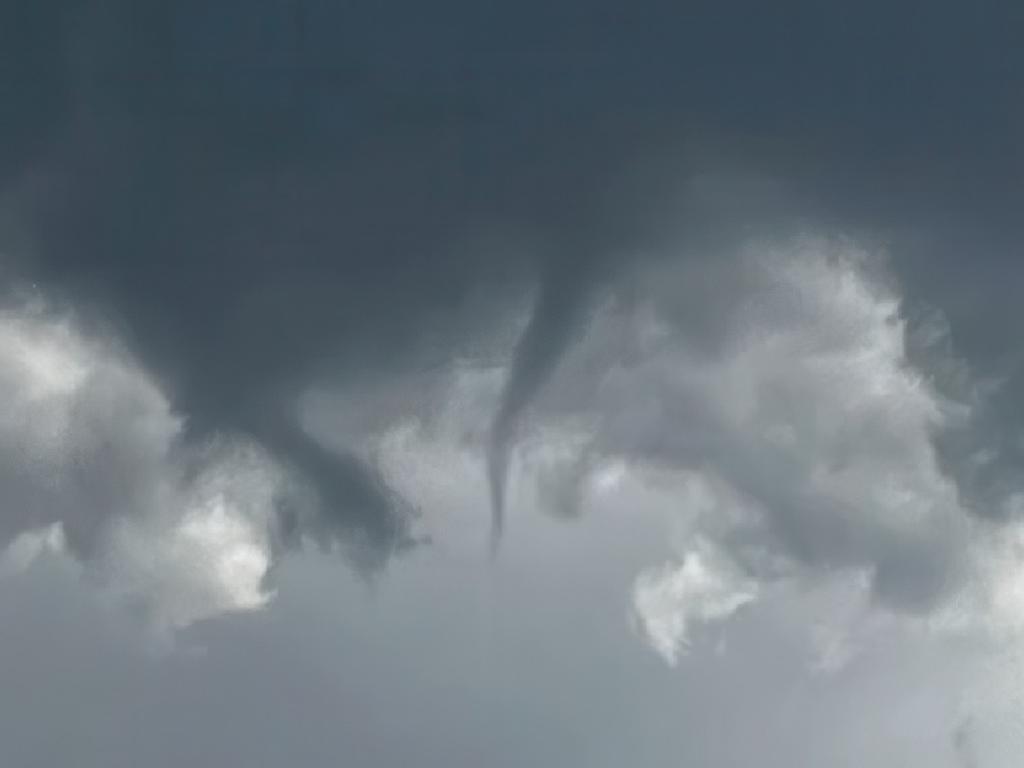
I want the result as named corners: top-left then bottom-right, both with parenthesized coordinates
top-left (0, 0), bottom-right (1022, 635)
top-left (7, 7), bottom-right (1024, 765)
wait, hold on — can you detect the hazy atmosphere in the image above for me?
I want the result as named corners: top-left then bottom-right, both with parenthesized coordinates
top-left (1, 2), bottom-right (1023, 765)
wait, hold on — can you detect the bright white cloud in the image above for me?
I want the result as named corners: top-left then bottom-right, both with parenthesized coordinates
top-left (631, 538), bottom-right (758, 665)
top-left (102, 440), bottom-right (281, 631)
top-left (0, 298), bottom-right (282, 630)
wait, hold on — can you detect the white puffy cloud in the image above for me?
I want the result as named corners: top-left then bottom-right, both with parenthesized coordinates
top-left (100, 440), bottom-right (281, 631)
top-left (631, 537), bottom-right (758, 665)
top-left (602, 241), bottom-right (965, 602)
top-left (0, 297), bottom-right (282, 630)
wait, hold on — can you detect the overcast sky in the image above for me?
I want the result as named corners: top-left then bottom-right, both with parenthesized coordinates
top-left (1, 1), bottom-right (1024, 766)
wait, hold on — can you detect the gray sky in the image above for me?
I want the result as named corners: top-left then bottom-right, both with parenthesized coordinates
top-left (1, 1), bottom-right (1024, 766)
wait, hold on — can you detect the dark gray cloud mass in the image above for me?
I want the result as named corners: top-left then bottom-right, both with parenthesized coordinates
top-left (1, 0), bottom-right (1022, 566)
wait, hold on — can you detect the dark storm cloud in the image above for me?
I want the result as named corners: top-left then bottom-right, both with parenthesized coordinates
top-left (2, 0), bottom-right (1022, 563)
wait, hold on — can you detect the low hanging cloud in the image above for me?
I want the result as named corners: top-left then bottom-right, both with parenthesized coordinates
top-left (479, 237), bottom-right (1024, 663)
top-left (3, 1), bottom-right (1022, 591)
top-left (7, 228), bottom-right (1019, 664)
top-left (294, 236), bottom-right (1023, 668)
